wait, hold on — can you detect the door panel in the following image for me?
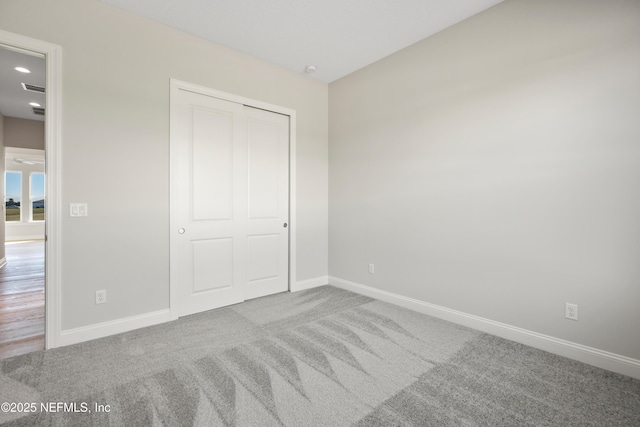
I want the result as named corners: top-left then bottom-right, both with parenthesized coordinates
top-left (191, 107), bottom-right (234, 221)
top-left (245, 107), bottom-right (290, 300)
top-left (248, 118), bottom-right (281, 219)
top-left (192, 238), bottom-right (233, 292)
top-left (247, 234), bottom-right (280, 282)
top-left (174, 90), bottom-right (246, 316)
top-left (172, 88), bottom-right (289, 317)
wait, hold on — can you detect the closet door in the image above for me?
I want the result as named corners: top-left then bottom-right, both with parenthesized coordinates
top-left (172, 88), bottom-right (289, 317)
top-left (244, 106), bottom-right (290, 300)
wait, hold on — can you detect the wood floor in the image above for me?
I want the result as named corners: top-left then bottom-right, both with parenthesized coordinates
top-left (0, 240), bottom-right (45, 359)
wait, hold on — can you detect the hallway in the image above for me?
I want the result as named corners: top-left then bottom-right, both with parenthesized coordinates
top-left (0, 240), bottom-right (44, 359)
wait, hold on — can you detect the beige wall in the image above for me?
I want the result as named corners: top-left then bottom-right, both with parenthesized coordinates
top-left (329, 0), bottom-right (640, 359)
top-left (0, 0), bottom-right (328, 330)
top-left (3, 117), bottom-right (45, 150)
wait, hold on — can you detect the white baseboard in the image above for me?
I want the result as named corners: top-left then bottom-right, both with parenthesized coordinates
top-left (291, 275), bottom-right (329, 292)
top-left (0, 257), bottom-right (6, 269)
top-left (329, 276), bottom-right (640, 380)
top-left (59, 309), bottom-right (173, 347)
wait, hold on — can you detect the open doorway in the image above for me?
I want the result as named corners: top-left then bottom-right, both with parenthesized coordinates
top-left (0, 46), bottom-right (46, 358)
top-left (0, 30), bottom-right (61, 352)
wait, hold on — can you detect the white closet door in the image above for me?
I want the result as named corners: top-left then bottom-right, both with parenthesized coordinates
top-left (172, 88), bottom-right (289, 317)
top-left (244, 106), bottom-right (290, 300)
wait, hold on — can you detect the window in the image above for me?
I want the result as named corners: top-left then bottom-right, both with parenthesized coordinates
top-left (31, 172), bottom-right (45, 221)
top-left (5, 171), bottom-right (22, 222)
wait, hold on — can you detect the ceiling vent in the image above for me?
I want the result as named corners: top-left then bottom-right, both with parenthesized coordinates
top-left (32, 107), bottom-right (45, 116)
top-left (21, 82), bottom-right (46, 93)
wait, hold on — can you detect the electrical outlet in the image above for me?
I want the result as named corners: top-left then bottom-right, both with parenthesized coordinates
top-left (96, 290), bottom-right (107, 305)
top-left (368, 263), bottom-right (375, 274)
top-left (565, 303), bottom-right (578, 320)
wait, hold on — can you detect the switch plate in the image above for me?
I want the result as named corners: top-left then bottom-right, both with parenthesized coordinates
top-left (368, 263), bottom-right (375, 274)
top-left (70, 203), bottom-right (88, 217)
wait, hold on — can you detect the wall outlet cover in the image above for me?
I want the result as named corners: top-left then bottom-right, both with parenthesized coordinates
top-left (565, 303), bottom-right (578, 321)
top-left (96, 290), bottom-right (107, 305)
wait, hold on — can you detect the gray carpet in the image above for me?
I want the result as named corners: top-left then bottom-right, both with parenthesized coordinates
top-left (1, 286), bottom-right (639, 426)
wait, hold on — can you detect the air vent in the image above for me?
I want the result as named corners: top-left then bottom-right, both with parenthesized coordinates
top-left (21, 82), bottom-right (46, 93)
top-left (32, 107), bottom-right (45, 116)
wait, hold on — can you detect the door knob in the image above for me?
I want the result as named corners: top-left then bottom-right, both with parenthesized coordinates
top-left (178, 228), bottom-right (185, 234)
top-left (283, 223), bottom-right (288, 228)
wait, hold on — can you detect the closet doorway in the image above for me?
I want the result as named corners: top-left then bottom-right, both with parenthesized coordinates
top-left (170, 80), bottom-right (297, 318)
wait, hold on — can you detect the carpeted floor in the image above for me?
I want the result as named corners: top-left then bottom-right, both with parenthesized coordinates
top-left (1, 285), bottom-right (639, 426)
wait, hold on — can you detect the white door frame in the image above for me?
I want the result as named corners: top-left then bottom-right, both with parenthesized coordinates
top-left (169, 79), bottom-right (297, 319)
top-left (0, 30), bottom-right (62, 349)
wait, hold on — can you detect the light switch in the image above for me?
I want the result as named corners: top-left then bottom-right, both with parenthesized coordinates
top-left (70, 203), bottom-right (88, 217)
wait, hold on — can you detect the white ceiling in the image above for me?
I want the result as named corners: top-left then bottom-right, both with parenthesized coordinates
top-left (99, 0), bottom-right (503, 83)
top-left (0, 1), bottom-right (503, 121)
top-left (0, 47), bottom-right (46, 121)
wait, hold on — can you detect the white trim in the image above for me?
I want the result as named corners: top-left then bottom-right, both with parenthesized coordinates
top-left (169, 81), bottom-right (180, 321)
top-left (0, 30), bottom-right (62, 350)
top-left (169, 79), bottom-right (297, 320)
top-left (288, 113), bottom-right (297, 294)
top-left (329, 276), bottom-right (640, 380)
top-left (59, 309), bottom-right (173, 347)
top-left (292, 276), bottom-right (328, 292)
top-left (6, 235), bottom-right (45, 242)
top-left (0, 257), bottom-right (7, 269)
top-left (173, 80), bottom-right (297, 118)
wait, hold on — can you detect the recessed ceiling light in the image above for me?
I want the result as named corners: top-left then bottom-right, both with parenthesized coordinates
top-left (15, 66), bottom-right (31, 73)
top-left (304, 65), bottom-right (317, 74)
top-left (29, 102), bottom-right (41, 107)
